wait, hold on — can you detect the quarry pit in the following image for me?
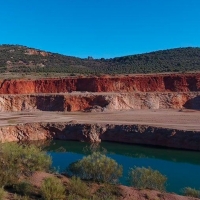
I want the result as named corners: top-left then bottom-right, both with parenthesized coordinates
top-left (0, 73), bottom-right (200, 150)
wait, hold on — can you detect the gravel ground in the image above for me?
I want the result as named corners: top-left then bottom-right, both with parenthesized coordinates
top-left (0, 109), bottom-right (200, 131)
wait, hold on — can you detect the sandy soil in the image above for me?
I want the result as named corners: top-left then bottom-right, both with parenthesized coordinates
top-left (1, 109), bottom-right (200, 131)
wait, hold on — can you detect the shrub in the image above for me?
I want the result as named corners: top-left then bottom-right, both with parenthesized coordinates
top-left (128, 167), bottom-right (167, 191)
top-left (0, 143), bottom-right (52, 187)
top-left (68, 176), bottom-right (89, 198)
top-left (14, 181), bottom-right (33, 196)
top-left (67, 193), bottom-right (87, 200)
top-left (13, 194), bottom-right (31, 200)
top-left (182, 187), bottom-right (200, 198)
top-left (0, 188), bottom-right (6, 200)
top-left (67, 152), bottom-right (123, 183)
top-left (40, 177), bottom-right (66, 200)
top-left (94, 184), bottom-right (120, 200)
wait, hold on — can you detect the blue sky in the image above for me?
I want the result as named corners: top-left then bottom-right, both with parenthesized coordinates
top-left (0, 0), bottom-right (200, 58)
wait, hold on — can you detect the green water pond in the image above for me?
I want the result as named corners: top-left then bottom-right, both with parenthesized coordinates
top-left (44, 140), bottom-right (200, 194)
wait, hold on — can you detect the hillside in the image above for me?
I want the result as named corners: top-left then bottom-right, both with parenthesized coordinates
top-left (0, 44), bottom-right (200, 75)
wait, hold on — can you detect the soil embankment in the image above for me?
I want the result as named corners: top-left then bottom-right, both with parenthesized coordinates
top-left (0, 122), bottom-right (200, 151)
top-left (0, 73), bottom-right (199, 111)
top-left (0, 73), bottom-right (200, 94)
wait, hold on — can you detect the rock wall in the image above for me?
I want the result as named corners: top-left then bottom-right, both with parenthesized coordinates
top-left (0, 122), bottom-right (200, 151)
top-left (0, 73), bottom-right (200, 94)
top-left (0, 92), bottom-right (199, 112)
top-left (0, 74), bottom-right (199, 150)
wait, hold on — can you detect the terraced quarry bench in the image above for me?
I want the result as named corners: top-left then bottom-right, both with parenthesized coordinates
top-left (0, 73), bottom-right (200, 150)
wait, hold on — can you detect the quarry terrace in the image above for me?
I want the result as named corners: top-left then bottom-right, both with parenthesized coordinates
top-left (0, 73), bottom-right (200, 151)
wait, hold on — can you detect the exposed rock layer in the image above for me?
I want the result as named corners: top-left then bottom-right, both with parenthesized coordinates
top-left (0, 92), bottom-right (199, 111)
top-left (0, 73), bottom-right (200, 94)
top-left (0, 74), bottom-right (200, 150)
top-left (0, 122), bottom-right (200, 151)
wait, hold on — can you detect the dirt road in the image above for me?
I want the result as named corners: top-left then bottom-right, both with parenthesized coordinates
top-left (1, 109), bottom-right (200, 131)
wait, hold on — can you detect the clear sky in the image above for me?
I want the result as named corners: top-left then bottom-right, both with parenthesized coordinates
top-left (0, 0), bottom-right (200, 58)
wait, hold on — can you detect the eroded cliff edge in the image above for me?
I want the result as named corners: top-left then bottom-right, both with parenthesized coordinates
top-left (0, 73), bottom-right (199, 111)
top-left (0, 73), bottom-right (200, 94)
top-left (0, 73), bottom-right (199, 150)
top-left (0, 122), bottom-right (200, 151)
top-left (0, 92), bottom-right (199, 112)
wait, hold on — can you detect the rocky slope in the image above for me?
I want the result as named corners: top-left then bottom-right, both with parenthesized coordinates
top-left (0, 73), bottom-right (200, 94)
top-left (0, 92), bottom-right (199, 112)
top-left (0, 122), bottom-right (200, 151)
top-left (0, 73), bottom-right (199, 150)
top-left (0, 73), bottom-right (199, 111)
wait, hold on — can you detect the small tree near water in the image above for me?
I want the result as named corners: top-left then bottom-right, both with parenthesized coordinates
top-left (67, 152), bottom-right (123, 184)
top-left (128, 166), bottom-right (167, 191)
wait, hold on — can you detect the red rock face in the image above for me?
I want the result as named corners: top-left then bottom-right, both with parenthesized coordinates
top-left (0, 73), bottom-right (199, 94)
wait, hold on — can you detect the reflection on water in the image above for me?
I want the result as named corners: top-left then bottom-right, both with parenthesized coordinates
top-left (43, 140), bottom-right (200, 194)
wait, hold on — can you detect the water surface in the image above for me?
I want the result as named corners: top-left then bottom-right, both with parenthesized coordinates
top-left (44, 140), bottom-right (200, 194)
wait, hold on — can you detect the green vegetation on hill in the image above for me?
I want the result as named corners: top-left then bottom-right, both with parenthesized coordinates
top-left (0, 143), bottom-right (51, 187)
top-left (0, 44), bottom-right (200, 75)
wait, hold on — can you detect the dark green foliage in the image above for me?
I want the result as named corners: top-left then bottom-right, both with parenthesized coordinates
top-left (94, 184), bottom-right (120, 200)
top-left (13, 194), bottom-right (31, 200)
top-left (40, 177), bottom-right (66, 200)
top-left (182, 187), bottom-right (200, 198)
top-left (0, 44), bottom-right (200, 75)
top-left (14, 181), bottom-right (33, 196)
top-left (0, 143), bottom-right (52, 187)
top-left (128, 166), bottom-right (167, 191)
top-left (67, 152), bottom-right (123, 183)
top-left (67, 178), bottom-right (120, 200)
top-left (67, 176), bottom-right (90, 198)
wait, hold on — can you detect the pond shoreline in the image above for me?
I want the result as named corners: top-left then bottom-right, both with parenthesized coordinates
top-left (1, 122), bottom-right (200, 151)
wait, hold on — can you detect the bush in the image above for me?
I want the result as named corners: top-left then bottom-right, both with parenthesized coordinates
top-left (67, 193), bottom-right (87, 200)
top-left (41, 177), bottom-right (66, 200)
top-left (68, 176), bottom-right (89, 198)
top-left (14, 181), bottom-right (33, 196)
top-left (128, 167), bottom-right (167, 191)
top-left (13, 194), bottom-right (31, 200)
top-left (182, 187), bottom-right (200, 198)
top-left (67, 152), bottom-right (123, 183)
top-left (94, 184), bottom-right (120, 200)
top-left (0, 143), bottom-right (52, 187)
top-left (0, 188), bottom-right (6, 200)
